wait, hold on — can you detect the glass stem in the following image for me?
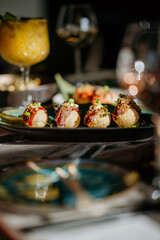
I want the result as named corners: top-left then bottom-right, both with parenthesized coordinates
top-left (21, 66), bottom-right (30, 89)
top-left (154, 113), bottom-right (160, 190)
top-left (74, 48), bottom-right (82, 74)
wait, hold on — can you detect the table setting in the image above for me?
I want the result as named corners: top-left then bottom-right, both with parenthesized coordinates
top-left (0, 6), bottom-right (160, 240)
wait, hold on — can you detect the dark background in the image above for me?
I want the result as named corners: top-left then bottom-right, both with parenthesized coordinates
top-left (0, 0), bottom-right (160, 79)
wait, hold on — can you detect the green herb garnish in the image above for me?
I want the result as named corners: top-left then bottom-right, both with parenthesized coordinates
top-left (24, 111), bottom-right (30, 116)
top-left (68, 98), bottom-right (74, 104)
top-left (103, 85), bottom-right (109, 92)
top-left (0, 12), bottom-right (46, 22)
top-left (95, 98), bottom-right (101, 104)
top-left (114, 94), bottom-right (127, 106)
top-left (1, 12), bottom-right (17, 21)
top-left (33, 102), bottom-right (41, 107)
top-left (103, 107), bottom-right (109, 117)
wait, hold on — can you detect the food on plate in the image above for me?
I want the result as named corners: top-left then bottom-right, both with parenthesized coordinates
top-left (84, 98), bottom-right (111, 128)
top-left (22, 100), bottom-right (48, 127)
top-left (72, 84), bottom-right (95, 104)
top-left (0, 111), bottom-right (23, 124)
top-left (54, 98), bottom-right (81, 128)
top-left (54, 73), bottom-right (76, 101)
top-left (72, 83), bottom-right (118, 105)
top-left (0, 76), bottom-right (41, 91)
top-left (112, 94), bottom-right (141, 127)
top-left (54, 73), bottom-right (118, 104)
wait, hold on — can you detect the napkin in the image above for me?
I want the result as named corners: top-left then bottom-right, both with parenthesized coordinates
top-left (26, 214), bottom-right (160, 240)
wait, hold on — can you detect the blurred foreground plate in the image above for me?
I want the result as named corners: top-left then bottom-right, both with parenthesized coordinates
top-left (0, 158), bottom-right (139, 218)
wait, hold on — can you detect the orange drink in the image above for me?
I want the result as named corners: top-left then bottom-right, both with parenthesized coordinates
top-left (0, 19), bottom-right (50, 67)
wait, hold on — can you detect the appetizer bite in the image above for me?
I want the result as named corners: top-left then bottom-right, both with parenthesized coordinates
top-left (112, 95), bottom-right (141, 127)
top-left (84, 99), bottom-right (111, 128)
top-left (72, 83), bottom-right (95, 104)
top-left (54, 98), bottom-right (81, 128)
top-left (72, 83), bottom-right (118, 105)
top-left (22, 100), bottom-right (48, 128)
top-left (91, 85), bottom-right (118, 104)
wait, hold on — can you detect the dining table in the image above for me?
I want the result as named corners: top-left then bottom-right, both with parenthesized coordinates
top-left (0, 69), bottom-right (159, 239)
top-left (0, 1), bottom-right (160, 236)
top-left (0, 118), bottom-right (160, 240)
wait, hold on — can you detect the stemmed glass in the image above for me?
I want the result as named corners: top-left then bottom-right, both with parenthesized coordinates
top-left (0, 17), bottom-right (50, 92)
top-left (56, 4), bottom-right (98, 75)
top-left (116, 21), bottom-right (160, 200)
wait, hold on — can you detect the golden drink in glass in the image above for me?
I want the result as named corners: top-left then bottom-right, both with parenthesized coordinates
top-left (0, 19), bottom-right (50, 88)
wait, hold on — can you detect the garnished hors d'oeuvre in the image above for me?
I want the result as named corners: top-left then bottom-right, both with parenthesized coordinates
top-left (112, 94), bottom-right (141, 127)
top-left (91, 85), bottom-right (118, 105)
top-left (84, 98), bottom-right (111, 128)
top-left (72, 84), bottom-right (95, 104)
top-left (54, 98), bottom-right (81, 128)
top-left (22, 100), bottom-right (48, 128)
top-left (72, 83), bottom-right (118, 105)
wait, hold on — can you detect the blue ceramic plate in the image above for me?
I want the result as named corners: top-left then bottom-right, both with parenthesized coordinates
top-left (0, 159), bottom-right (139, 213)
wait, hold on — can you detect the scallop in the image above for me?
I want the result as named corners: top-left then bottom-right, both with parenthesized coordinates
top-left (104, 92), bottom-right (118, 104)
top-left (87, 112), bottom-right (111, 128)
top-left (114, 108), bottom-right (139, 127)
top-left (64, 110), bottom-right (81, 128)
top-left (25, 109), bottom-right (48, 128)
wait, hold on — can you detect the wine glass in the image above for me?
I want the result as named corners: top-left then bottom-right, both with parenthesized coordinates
top-left (0, 18), bottom-right (50, 91)
top-left (116, 21), bottom-right (160, 201)
top-left (56, 4), bottom-right (98, 75)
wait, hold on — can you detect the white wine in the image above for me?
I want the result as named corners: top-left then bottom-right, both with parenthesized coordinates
top-left (56, 27), bottom-right (98, 49)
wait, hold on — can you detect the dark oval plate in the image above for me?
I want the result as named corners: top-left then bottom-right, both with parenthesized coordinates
top-left (0, 106), bottom-right (154, 142)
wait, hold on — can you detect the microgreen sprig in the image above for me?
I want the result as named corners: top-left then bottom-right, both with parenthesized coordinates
top-left (68, 98), bottom-right (74, 104)
top-left (0, 12), bottom-right (17, 21)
